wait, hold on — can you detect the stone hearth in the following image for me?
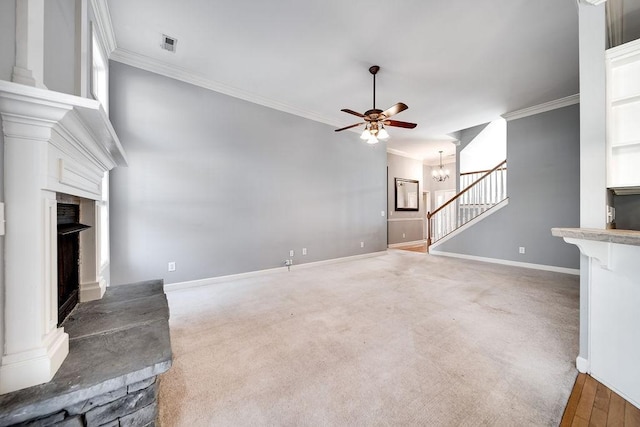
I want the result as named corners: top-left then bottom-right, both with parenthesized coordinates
top-left (0, 281), bottom-right (172, 426)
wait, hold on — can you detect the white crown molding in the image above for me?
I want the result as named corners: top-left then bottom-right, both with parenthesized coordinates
top-left (109, 48), bottom-right (341, 128)
top-left (90, 0), bottom-right (117, 55)
top-left (386, 148), bottom-right (423, 161)
top-left (502, 94), bottom-right (580, 121)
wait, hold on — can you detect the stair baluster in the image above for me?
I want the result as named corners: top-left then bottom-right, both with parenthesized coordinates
top-left (427, 160), bottom-right (507, 251)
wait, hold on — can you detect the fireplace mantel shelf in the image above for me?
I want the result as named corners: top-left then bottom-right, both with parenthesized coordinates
top-left (0, 281), bottom-right (172, 426)
top-left (0, 79), bottom-right (127, 169)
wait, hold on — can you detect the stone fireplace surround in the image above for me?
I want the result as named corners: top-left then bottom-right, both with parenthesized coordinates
top-left (0, 79), bottom-right (127, 394)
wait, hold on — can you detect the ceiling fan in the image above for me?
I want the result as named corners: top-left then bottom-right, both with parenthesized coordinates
top-left (335, 65), bottom-right (417, 144)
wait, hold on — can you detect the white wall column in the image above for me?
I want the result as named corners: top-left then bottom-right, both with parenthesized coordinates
top-left (12, 0), bottom-right (46, 88)
top-left (577, 0), bottom-right (608, 373)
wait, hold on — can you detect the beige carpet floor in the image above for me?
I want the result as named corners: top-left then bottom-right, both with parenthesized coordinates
top-left (158, 250), bottom-right (579, 426)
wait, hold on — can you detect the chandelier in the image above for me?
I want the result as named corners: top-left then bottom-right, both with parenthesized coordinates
top-left (432, 151), bottom-right (450, 182)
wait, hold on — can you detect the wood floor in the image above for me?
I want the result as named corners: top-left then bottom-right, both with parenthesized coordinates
top-left (394, 242), bottom-right (427, 253)
top-left (561, 373), bottom-right (640, 426)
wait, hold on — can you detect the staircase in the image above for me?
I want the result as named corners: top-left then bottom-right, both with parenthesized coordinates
top-left (427, 160), bottom-right (507, 250)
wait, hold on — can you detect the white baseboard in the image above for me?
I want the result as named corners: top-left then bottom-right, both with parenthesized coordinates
top-left (79, 280), bottom-right (106, 302)
top-left (164, 251), bottom-right (388, 293)
top-left (0, 329), bottom-right (69, 394)
top-left (429, 250), bottom-right (580, 275)
top-left (388, 240), bottom-right (425, 248)
top-left (591, 372), bottom-right (640, 410)
top-left (576, 356), bottom-right (590, 373)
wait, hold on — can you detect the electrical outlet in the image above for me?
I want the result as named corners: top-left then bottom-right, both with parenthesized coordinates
top-left (302, 248), bottom-right (307, 255)
top-left (402, 233), bottom-right (406, 238)
top-left (360, 241), bottom-right (364, 248)
top-left (289, 250), bottom-right (294, 257)
top-left (519, 247), bottom-right (525, 254)
top-left (381, 211), bottom-right (385, 217)
top-left (168, 262), bottom-right (176, 272)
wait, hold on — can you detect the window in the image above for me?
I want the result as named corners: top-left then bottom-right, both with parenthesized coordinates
top-left (99, 171), bottom-right (110, 271)
top-left (91, 24), bottom-right (108, 113)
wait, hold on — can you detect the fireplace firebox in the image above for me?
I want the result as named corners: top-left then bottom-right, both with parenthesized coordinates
top-left (57, 203), bottom-right (90, 325)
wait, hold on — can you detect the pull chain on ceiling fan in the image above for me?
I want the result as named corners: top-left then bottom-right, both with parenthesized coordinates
top-left (335, 65), bottom-right (417, 144)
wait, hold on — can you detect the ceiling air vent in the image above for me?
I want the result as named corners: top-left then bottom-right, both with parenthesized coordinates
top-left (162, 35), bottom-right (177, 52)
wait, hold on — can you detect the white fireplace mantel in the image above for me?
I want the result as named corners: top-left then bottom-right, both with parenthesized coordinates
top-left (0, 80), bottom-right (127, 394)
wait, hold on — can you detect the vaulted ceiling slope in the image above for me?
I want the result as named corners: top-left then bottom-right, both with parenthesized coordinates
top-left (106, 0), bottom-right (579, 162)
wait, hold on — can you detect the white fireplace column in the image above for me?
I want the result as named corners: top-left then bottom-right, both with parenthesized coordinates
top-left (1, 111), bottom-right (68, 393)
top-left (0, 81), bottom-right (127, 394)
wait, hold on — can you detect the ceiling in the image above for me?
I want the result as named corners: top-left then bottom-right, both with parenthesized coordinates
top-left (105, 0), bottom-right (581, 164)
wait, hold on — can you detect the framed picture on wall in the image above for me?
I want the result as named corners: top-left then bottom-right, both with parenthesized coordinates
top-left (395, 178), bottom-right (419, 211)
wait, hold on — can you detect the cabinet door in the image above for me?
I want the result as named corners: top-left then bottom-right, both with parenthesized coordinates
top-left (606, 39), bottom-right (640, 191)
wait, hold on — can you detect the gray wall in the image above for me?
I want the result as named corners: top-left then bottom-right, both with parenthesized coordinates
top-left (44, 0), bottom-right (76, 94)
top-left (434, 104), bottom-right (580, 270)
top-left (0, 0), bottom-right (16, 81)
top-left (109, 62), bottom-right (387, 285)
top-left (623, 0), bottom-right (640, 44)
top-left (387, 153), bottom-right (424, 245)
top-left (614, 194), bottom-right (640, 230)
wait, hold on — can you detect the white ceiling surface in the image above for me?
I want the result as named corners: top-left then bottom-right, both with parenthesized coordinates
top-left (106, 0), bottom-right (580, 164)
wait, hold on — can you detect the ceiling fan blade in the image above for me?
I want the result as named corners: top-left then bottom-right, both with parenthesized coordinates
top-left (335, 122), bottom-right (364, 132)
top-left (384, 119), bottom-right (417, 129)
top-left (381, 103), bottom-right (408, 119)
top-left (340, 108), bottom-right (365, 118)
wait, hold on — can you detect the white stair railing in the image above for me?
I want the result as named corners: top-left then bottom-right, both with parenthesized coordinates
top-left (428, 160), bottom-right (507, 248)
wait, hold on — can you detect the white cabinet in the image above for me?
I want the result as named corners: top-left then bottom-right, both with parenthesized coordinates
top-left (606, 38), bottom-right (640, 194)
top-left (553, 228), bottom-right (640, 409)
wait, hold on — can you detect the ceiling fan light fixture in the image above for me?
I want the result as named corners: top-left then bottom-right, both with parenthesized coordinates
top-left (335, 65), bottom-right (417, 142)
top-left (377, 125), bottom-right (389, 140)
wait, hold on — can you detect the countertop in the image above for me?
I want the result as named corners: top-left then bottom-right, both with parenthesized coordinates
top-left (551, 228), bottom-right (640, 247)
